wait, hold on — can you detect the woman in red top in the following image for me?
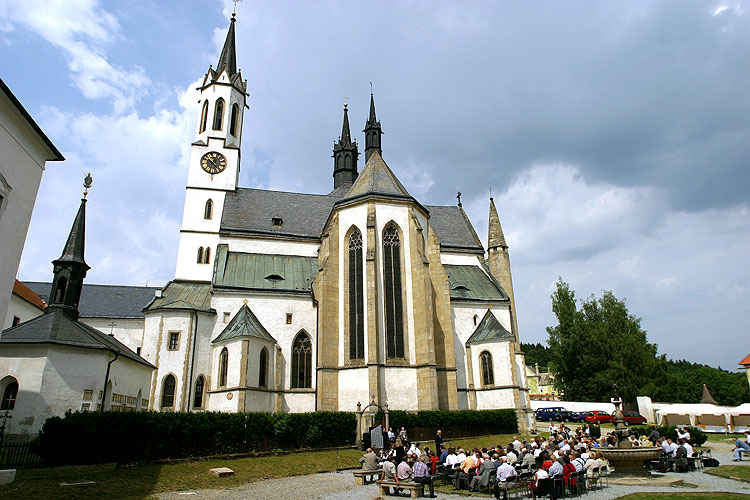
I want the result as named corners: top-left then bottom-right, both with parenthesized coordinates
top-left (429, 451), bottom-right (439, 474)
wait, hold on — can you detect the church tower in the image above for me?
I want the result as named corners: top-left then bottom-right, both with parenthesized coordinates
top-left (175, 13), bottom-right (248, 281)
top-left (363, 92), bottom-right (382, 163)
top-left (47, 176), bottom-right (91, 320)
top-left (332, 104), bottom-right (359, 189)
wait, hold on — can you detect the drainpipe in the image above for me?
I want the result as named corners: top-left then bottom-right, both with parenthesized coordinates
top-left (186, 310), bottom-right (199, 411)
top-left (100, 350), bottom-right (119, 412)
top-left (311, 282), bottom-right (319, 412)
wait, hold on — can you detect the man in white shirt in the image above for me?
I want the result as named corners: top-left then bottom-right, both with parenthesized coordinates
top-left (683, 441), bottom-right (694, 458)
top-left (496, 456), bottom-right (517, 499)
top-left (512, 436), bottom-right (522, 451)
top-left (571, 451), bottom-right (585, 473)
top-left (506, 447), bottom-right (518, 465)
top-left (667, 439), bottom-right (679, 457)
top-left (560, 441), bottom-right (571, 453)
top-left (548, 459), bottom-right (564, 478)
top-left (445, 450), bottom-right (458, 469)
top-left (455, 449), bottom-right (467, 468)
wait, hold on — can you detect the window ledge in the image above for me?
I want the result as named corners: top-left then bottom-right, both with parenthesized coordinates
top-left (288, 388), bottom-right (315, 393)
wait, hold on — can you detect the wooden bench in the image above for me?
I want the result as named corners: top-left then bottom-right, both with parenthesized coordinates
top-left (353, 469), bottom-right (381, 485)
top-left (377, 480), bottom-right (424, 498)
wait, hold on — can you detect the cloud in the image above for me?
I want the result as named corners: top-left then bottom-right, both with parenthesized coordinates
top-left (0, 0), bottom-right (150, 112)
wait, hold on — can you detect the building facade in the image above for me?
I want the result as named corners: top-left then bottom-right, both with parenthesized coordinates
top-left (138, 15), bottom-right (534, 430)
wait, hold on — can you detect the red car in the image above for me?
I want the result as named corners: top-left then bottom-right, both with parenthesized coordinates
top-left (619, 411), bottom-right (647, 426)
top-left (585, 411), bottom-right (615, 424)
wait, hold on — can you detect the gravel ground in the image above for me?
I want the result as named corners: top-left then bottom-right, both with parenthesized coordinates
top-left (157, 441), bottom-right (750, 500)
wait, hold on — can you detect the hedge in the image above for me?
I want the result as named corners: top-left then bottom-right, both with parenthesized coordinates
top-left (374, 409), bottom-right (518, 441)
top-left (38, 410), bottom-right (356, 466)
top-left (628, 425), bottom-right (707, 446)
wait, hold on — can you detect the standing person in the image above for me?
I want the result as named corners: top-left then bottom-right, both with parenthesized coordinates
top-left (399, 426), bottom-right (409, 445)
top-left (413, 453), bottom-right (436, 498)
top-left (435, 429), bottom-right (444, 452)
top-left (648, 427), bottom-right (661, 445)
top-left (388, 427), bottom-right (395, 445)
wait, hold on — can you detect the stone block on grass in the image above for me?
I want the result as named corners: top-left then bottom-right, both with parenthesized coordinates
top-left (209, 467), bottom-right (234, 477)
top-left (0, 469), bottom-right (16, 485)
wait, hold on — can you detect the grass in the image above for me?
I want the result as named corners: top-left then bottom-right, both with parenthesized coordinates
top-left (704, 465), bottom-right (750, 483)
top-left (0, 433), bottom-right (530, 500)
top-left (613, 494), bottom-right (750, 499)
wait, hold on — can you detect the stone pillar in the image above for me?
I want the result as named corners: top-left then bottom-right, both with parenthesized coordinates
top-left (356, 401), bottom-right (363, 449)
top-left (465, 345), bottom-right (477, 410)
top-left (314, 213), bottom-right (340, 411)
top-left (365, 203), bottom-right (382, 405)
top-left (237, 339), bottom-right (250, 411)
top-left (274, 345), bottom-right (283, 412)
top-left (180, 312), bottom-right (195, 411)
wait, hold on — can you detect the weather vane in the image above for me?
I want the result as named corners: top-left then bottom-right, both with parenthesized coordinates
top-left (370, 80), bottom-right (373, 94)
top-left (83, 172), bottom-right (93, 199)
top-left (232, 0), bottom-right (242, 17)
top-left (344, 96), bottom-right (348, 108)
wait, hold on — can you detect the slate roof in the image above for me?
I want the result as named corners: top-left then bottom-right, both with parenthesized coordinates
top-left (426, 205), bottom-right (484, 252)
top-left (341, 151), bottom-right (413, 202)
top-left (13, 280), bottom-right (46, 310)
top-left (444, 265), bottom-right (508, 301)
top-left (465, 309), bottom-right (513, 346)
top-left (0, 310), bottom-right (155, 368)
top-left (213, 245), bottom-right (316, 293)
top-left (25, 282), bottom-right (160, 319)
top-left (212, 304), bottom-right (276, 343)
top-left (143, 281), bottom-right (215, 314)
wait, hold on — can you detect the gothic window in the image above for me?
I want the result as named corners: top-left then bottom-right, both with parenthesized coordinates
top-left (230, 103), bottom-right (239, 136)
top-left (348, 228), bottom-right (364, 360)
top-left (54, 277), bottom-right (67, 303)
top-left (199, 100), bottom-right (209, 133)
top-left (161, 375), bottom-right (175, 408)
top-left (259, 347), bottom-right (268, 387)
top-left (291, 331), bottom-right (312, 388)
top-left (197, 247), bottom-right (204, 264)
top-left (219, 347), bottom-right (228, 387)
top-left (204, 247), bottom-right (211, 264)
top-left (204, 199), bottom-right (213, 219)
top-left (213, 98), bottom-right (225, 130)
top-left (193, 376), bottom-right (205, 408)
top-left (383, 224), bottom-right (404, 358)
top-left (473, 314), bottom-right (479, 326)
top-left (480, 351), bottom-right (494, 386)
top-left (345, 154), bottom-right (352, 170)
top-left (0, 377), bottom-right (18, 410)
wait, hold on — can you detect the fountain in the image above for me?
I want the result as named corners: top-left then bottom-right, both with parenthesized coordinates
top-left (597, 391), bottom-right (662, 477)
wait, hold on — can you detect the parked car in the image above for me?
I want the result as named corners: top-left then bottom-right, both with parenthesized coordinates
top-left (535, 407), bottom-right (571, 422)
top-left (568, 411), bottom-right (587, 423)
top-left (585, 411), bottom-right (615, 424)
top-left (620, 411), bottom-right (647, 426)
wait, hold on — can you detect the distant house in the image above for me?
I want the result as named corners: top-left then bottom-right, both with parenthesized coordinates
top-left (3, 280), bottom-right (46, 330)
top-left (741, 353), bottom-right (750, 389)
top-left (526, 363), bottom-right (560, 400)
top-left (0, 78), bottom-right (64, 329)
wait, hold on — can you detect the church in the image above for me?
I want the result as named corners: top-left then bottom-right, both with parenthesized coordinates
top-left (136, 14), bottom-right (533, 431)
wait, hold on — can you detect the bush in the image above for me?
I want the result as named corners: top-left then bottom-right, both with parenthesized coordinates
top-left (374, 409), bottom-right (518, 441)
top-left (38, 410), bottom-right (356, 466)
top-left (629, 425), bottom-right (707, 446)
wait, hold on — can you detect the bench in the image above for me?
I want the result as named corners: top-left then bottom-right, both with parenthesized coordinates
top-left (377, 480), bottom-right (424, 498)
top-left (353, 469), bottom-right (381, 485)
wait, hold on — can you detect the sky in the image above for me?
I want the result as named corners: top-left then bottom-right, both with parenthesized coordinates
top-left (2, 0), bottom-right (748, 370)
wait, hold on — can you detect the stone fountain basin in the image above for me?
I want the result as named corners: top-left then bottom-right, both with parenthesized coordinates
top-left (598, 447), bottom-right (663, 476)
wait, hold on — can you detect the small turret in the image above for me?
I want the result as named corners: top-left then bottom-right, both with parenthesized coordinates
top-left (487, 197), bottom-right (518, 340)
top-left (363, 92), bottom-right (383, 162)
top-left (332, 103), bottom-right (359, 188)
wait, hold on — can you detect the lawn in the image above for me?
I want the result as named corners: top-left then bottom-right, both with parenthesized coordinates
top-left (0, 432), bottom-right (531, 500)
top-left (613, 494), bottom-right (750, 500)
top-left (705, 465), bottom-right (750, 483)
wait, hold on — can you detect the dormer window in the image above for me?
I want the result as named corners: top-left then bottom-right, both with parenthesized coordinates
top-left (272, 216), bottom-right (283, 227)
top-left (452, 284), bottom-right (470, 298)
top-left (264, 274), bottom-right (284, 282)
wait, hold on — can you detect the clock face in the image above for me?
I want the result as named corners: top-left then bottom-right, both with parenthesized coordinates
top-left (200, 151), bottom-right (227, 174)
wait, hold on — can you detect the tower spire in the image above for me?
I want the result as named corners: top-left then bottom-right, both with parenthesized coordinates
top-left (47, 174), bottom-right (92, 319)
top-left (332, 101), bottom-right (359, 189)
top-left (216, 13), bottom-right (238, 78)
top-left (363, 91), bottom-right (383, 162)
top-left (488, 197), bottom-right (507, 249)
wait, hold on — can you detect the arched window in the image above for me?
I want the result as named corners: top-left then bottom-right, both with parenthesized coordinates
top-left (219, 347), bottom-right (228, 387)
top-left (54, 277), bottom-right (67, 303)
top-left (473, 314), bottom-right (479, 326)
top-left (199, 100), bottom-right (209, 133)
top-left (348, 228), bottom-right (364, 359)
top-left (194, 376), bottom-right (205, 408)
top-left (197, 247), bottom-right (204, 264)
top-left (0, 377), bottom-right (18, 410)
top-left (259, 348), bottom-right (268, 387)
top-left (383, 224), bottom-right (404, 358)
top-left (213, 98), bottom-right (224, 130)
top-left (480, 351), bottom-right (494, 386)
top-left (345, 154), bottom-right (352, 170)
top-left (204, 247), bottom-right (211, 264)
top-left (230, 103), bottom-right (239, 136)
top-left (291, 332), bottom-right (312, 388)
top-left (161, 375), bottom-right (175, 408)
top-left (336, 156), bottom-right (343, 172)
top-left (204, 199), bottom-right (213, 220)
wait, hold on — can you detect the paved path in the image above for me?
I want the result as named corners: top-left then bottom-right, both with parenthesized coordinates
top-left (156, 440), bottom-right (750, 500)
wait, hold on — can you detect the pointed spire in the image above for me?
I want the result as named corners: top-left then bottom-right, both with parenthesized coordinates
top-left (488, 197), bottom-right (507, 249)
top-left (333, 102), bottom-right (359, 189)
top-left (57, 197), bottom-right (89, 266)
top-left (216, 14), bottom-right (237, 78)
top-left (701, 384), bottom-right (718, 405)
top-left (364, 91), bottom-right (383, 162)
top-left (340, 103), bottom-right (352, 145)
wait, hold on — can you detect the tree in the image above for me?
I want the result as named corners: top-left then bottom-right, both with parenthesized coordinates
top-left (546, 278), bottom-right (660, 403)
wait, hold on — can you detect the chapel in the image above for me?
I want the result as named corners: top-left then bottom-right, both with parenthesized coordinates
top-left (138, 14), bottom-right (534, 431)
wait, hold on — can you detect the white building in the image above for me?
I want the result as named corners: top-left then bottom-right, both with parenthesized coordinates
top-left (138, 15), bottom-right (534, 431)
top-left (3, 280), bottom-right (46, 331)
top-left (0, 78), bottom-right (64, 329)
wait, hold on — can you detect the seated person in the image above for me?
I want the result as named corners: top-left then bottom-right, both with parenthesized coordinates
top-left (470, 453), bottom-right (493, 491)
top-left (412, 454), bottom-right (436, 498)
top-left (379, 459), bottom-right (399, 495)
top-left (495, 456), bottom-right (517, 500)
top-left (733, 432), bottom-right (750, 461)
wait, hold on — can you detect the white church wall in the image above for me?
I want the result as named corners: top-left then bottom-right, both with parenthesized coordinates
top-left (244, 388), bottom-right (273, 412)
top-left (476, 388), bottom-right (516, 409)
top-left (105, 356), bottom-right (154, 411)
top-left (186, 137), bottom-right (241, 192)
top-left (0, 344), bottom-right (45, 436)
top-left (221, 236), bottom-right (319, 258)
top-left (3, 293), bottom-right (42, 330)
top-left (382, 367), bottom-right (418, 410)
top-left (469, 341), bottom-right (513, 390)
top-left (281, 392), bottom-right (315, 412)
top-left (439, 253), bottom-right (484, 266)
top-left (210, 389), bottom-right (239, 412)
top-left (337, 367), bottom-right (369, 411)
top-left (174, 230), bottom-right (220, 282)
top-left (146, 311), bottom-right (193, 410)
top-left (81, 317), bottom-right (144, 354)
top-left (180, 189), bottom-right (225, 234)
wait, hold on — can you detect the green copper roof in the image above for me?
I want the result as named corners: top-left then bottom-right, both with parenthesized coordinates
top-left (465, 309), bottom-right (513, 346)
top-left (213, 244), bottom-right (316, 293)
top-left (444, 265), bottom-right (508, 301)
top-left (213, 304), bottom-right (276, 343)
top-left (143, 281), bottom-right (214, 313)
